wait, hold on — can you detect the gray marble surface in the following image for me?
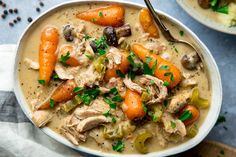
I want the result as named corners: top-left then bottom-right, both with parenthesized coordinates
top-left (0, 0), bottom-right (235, 154)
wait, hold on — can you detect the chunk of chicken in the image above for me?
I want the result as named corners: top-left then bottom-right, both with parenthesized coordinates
top-left (106, 47), bottom-right (122, 69)
top-left (31, 110), bottom-right (53, 127)
top-left (75, 64), bottom-right (103, 88)
top-left (55, 63), bottom-right (80, 80)
top-left (24, 58), bottom-right (39, 70)
top-left (166, 90), bottom-right (191, 113)
top-left (107, 77), bottom-right (126, 97)
top-left (161, 112), bottom-right (186, 137)
top-left (123, 76), bottom-right (144, 94)
top-left (76, 116), bottom-right (110, 133)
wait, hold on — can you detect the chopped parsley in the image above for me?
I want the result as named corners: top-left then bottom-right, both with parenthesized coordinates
top-left (103, 109), bottom-right (111, 117)
top-left (179, 110), bottom-right (193, 121)
top-left (149, 49), bottom-right (154, 53)
top-left (211, 0), bottom-right (229, 14)
top-left (85, 54), bottom-right (93, 60)
top-left (59, 52), bottom-right (70, 66)
top-left (127, 52), bottom-right (141, 68)
top-left (151, 60), bottom-right (157, 75)
top-left (38, 79), bottom-right (45, 85)
top-left (50, 99), bottom-right (55, 108)
top-left (142, 103), bottom-right (148, 113)
top-left (128, 68), bottom-right (135, 80)
top-left (78, 87), bottom-right (100, 105)
top-left (148, 111), bottom-right (158, 122)
top-left (99, 11), bottom-right (103, 17)
top-left (83, 34), bottom-right (91, 40)
top-left (73, 87), bottom-right (83, 93)
top-left (150, 80), bottom-right (155, 85)
top-left (103, 97), bottom-right (117, 109)
top-left (116, 70), bottom-right (125, 78)
top-left (159, 65), bottom-right (170, 70)
top-left (52, 73), bottom-right (59, 80)
top-left (91, 18), bottom-right (97, 22)
top-left (145, 56), bottom-right (153, 64)
top-left (163, 81), bottom-right (170, 87)
top-left (112, 117), bottom-right (117, 123)
top-left (143, 62), bottom-right (152, 75)
top-left (164, 72), bottom-right (174, 81)
top-left (109, 87), bottom-right (118, 95)
top-left (93, 36), bottom-right (108, 55)
top-left (174, 47), bottom-right (179, 53)
top-left (112, 140), bottom-right (125, 152)
top-left (112, 95), bottom-right (123, 102)
top-left (179, 30), bottom-right (184, 36)
top-left (171, 121), bottom-right (176, 129)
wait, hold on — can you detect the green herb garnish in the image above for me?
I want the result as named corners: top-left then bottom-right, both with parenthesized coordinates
top-left (149, 49), bottom-right (154, 53)
top-left (116, 70), bottom-right (125, 78)
top-left (159, 65), bottom-right (170, 70)
top-left (171, 121), bottom-right (176, 129)
top-left (52, 73), bottom-right (59, 80)
top-left (112, 117), bottom-right (117, 123)
top-left (112, 95), bottom-right (123, 102)
top-left (164, 72), bottom-right (174, 81)
top-left (163, 81), bottom-right (170, 87)
top-left (104, 97), bottom-right (116, 109)
top-left (78, 87), bottom-right (100, 105)
top-left (83, 34), bottom-right (91, 40)
top-left (145, 56), bottom-right (153, 64)
top-left (179, 110), bottom-right (193, 121)
top-left (99, 11), bottom-right (103, 17)
top-left (148, 111), bottom-right (158, 122)
top-left (150, 80), bottom-right (155, 85)
top-left (109, 87), bottom-right (118, 95)
top-left (103, 109), bottom-right (111, 117)
top-left (50, 99), bottom-right (55, 108)
top-left (179, 30), bottom-right (184, 36)
top-left (91, 18), bottom-right (97, 22)
top-left (59, 52), bottom-right (70, 66)
top-left (73, 87), bottom-right (83, 93)
top-left (151, 60), bottom-right (157, 75)
top-left (142, 103), bottom-right (148, 113)
top-left (112, 140), bottom-right (125, 152)
top-left (38, 79), bottom-right (45, 85)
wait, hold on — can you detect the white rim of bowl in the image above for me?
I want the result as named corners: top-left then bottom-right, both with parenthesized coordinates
top-left (176, 0), bottom-right (236, 35)
top-left (13, 0), bottom-right (222, 156)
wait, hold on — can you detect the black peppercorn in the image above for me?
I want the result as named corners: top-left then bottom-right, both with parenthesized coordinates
top-left (9, 22), bottom-right (14, 27)
top-left (2, 3), bottom-right (6, 8)
top-left (27, 17), bottom-right (32, 22)
top-left (0, 1), bottom-right (2, 5)
top-left (13, 19), bottom-right (17, 23)
top-left (3, 10), bottom-right (8, 15)
top-left (13, 8), bottom-right (18, 14)
top-left (39, 2), bottom-right (44, 7)
top-left (9, 9), bottom-right (13, 14)
top-left (17, 16), bottom-right (21, 21)
top-left (36, 7), bottom-right (40, 12)
top-left (1, 14), bottom-right (6, 19)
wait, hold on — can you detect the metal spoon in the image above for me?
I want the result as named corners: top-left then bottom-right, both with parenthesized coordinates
top-left (144, 0), bottom-right (203, 60)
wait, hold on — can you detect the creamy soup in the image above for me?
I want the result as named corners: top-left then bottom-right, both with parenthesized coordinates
top-left (186, 0), bottom-right (236, 27)
top-left (18, 2), bottom-right (211, 154)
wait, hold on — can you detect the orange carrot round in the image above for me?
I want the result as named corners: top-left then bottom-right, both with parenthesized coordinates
top-left (59, 45), bottom-right (79, 67)
top-left (77, 5), bottom-right (125, 27)
top-left (104, 51), bottom-right (130, 81)
top-left (139, 8), bottom-right (159, 38)
top-left (123, 89), bottom-right (146, 120)
top-left (39, 26), bottom-right (59, 84)
top-left (180, 105), bottom-right (200, 126)
top-left (131, 43), bottom-right (181, 88)
top-left (37, 79), bottom-right (77, 110)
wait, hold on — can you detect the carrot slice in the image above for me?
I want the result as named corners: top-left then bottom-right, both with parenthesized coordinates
top-left (39, 26), bottom-right (59, 84)
top-left (59, 45), bottom-right (79, 67)
top-left (104, 51), bottom-right (130, 81)
top-left (179, 105), bottom-right (200, 126)
top-left (77, 5), bottom-right (125, 27)
top-left (139, 8), bottom-right (159, 38)
top-left (123, 89), bottom-right (146, 120)
top-left (131, 43), bottom-right (181, 88)
top-left (37, 79), bottom-right (77, 110)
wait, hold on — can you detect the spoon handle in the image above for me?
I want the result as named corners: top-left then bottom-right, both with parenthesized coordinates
top-left (144, 0), bottom-right (177, 42)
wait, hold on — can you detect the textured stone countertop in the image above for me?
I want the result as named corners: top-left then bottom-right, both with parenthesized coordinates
top-left (0, 0), bottom-right (235, 155)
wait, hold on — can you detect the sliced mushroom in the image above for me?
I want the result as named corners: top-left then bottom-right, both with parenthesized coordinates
top-left (115, 24), bottom-right (132, 38)
top-left (103, 26), bottom-right (118, 47)
top-left (198, 0), bottom-right (211, 9)
top-left (181, 52), bottom-right (200, 70)
top-left (63, 25), bottom-right (75, 42)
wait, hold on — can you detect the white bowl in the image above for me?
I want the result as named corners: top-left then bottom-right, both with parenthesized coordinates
top-left (13, 0), bottom-right (222, 156)
top-left (177, 0), bottom-right (236, 35)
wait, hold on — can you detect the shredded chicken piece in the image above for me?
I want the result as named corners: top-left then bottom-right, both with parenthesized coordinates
top-left (55, 63), bottom-right (79, 80)
top-left (32, 110), bottom-right (53, 127)
top-left (24, 58), bottom-right (39, 70)
top-left (161, 112), bottom-right (186, 137)
top-left (106, 47), bottom-right (122, 69)
top-left (107, 77), bottom-right (126, 97)
top-left (145, 42), bottom-right (167, 54)
top-left (139, 75), bottom-right (168, 104)
top-left (75, 64), bottom-right (103, 87)
top-left (166, 90), bottom-right (191, 113)
top-left (123, 76), bottom-right (144, 94)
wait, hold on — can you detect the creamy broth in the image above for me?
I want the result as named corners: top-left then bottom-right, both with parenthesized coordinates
top-left (18, 3), bottom-right (211, 154)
